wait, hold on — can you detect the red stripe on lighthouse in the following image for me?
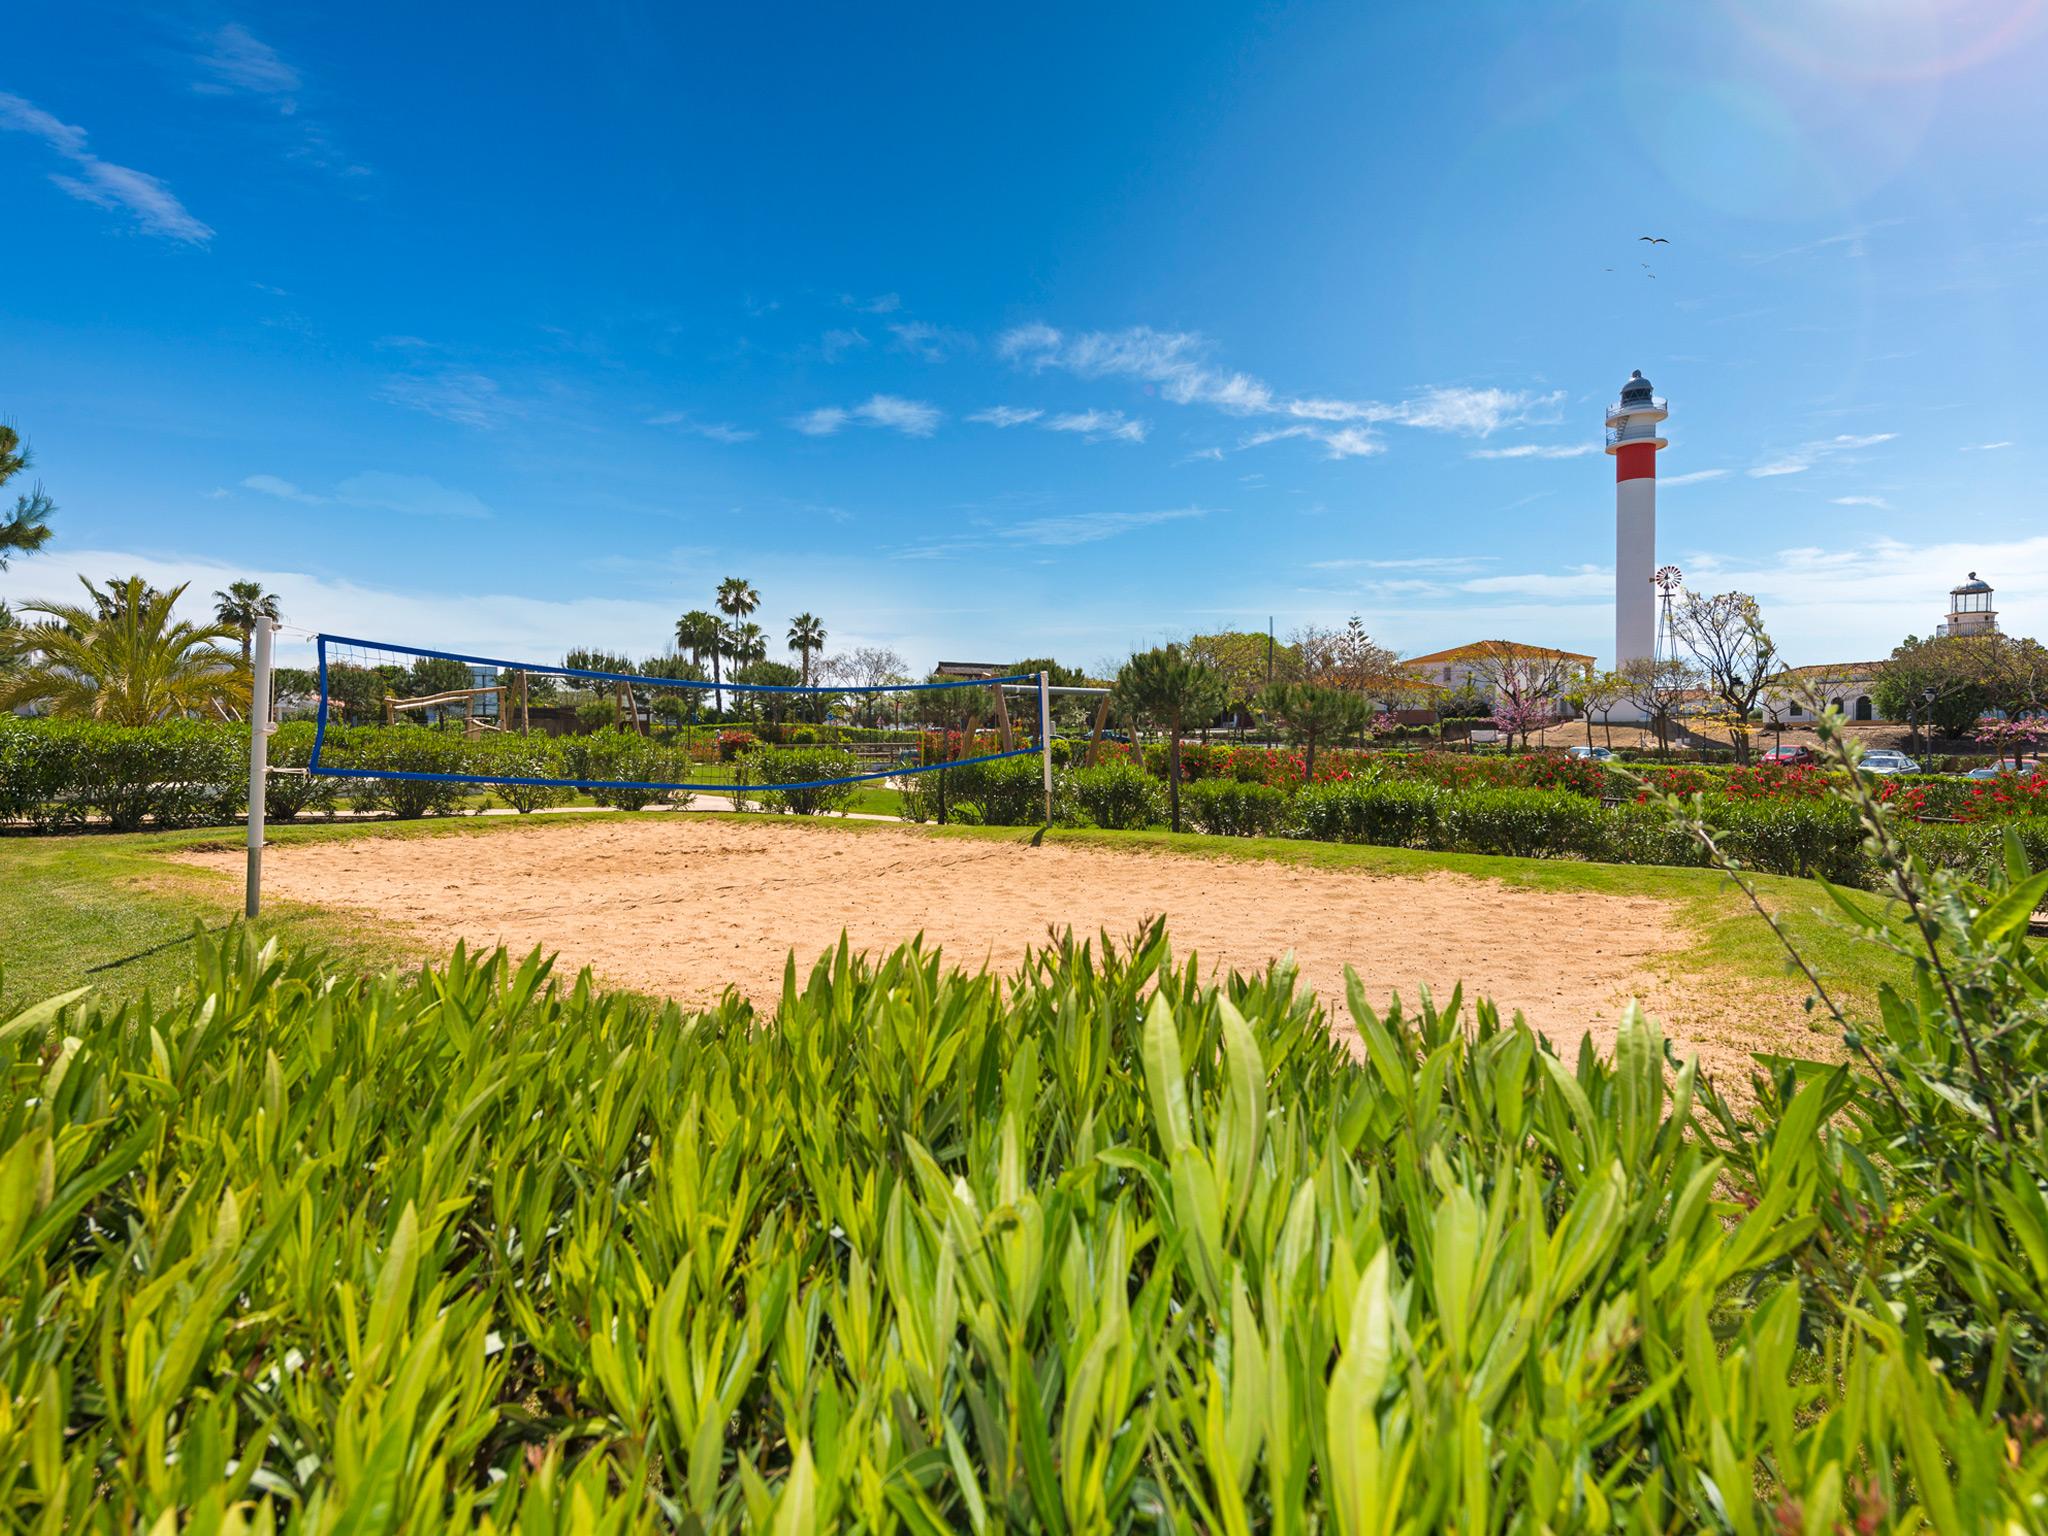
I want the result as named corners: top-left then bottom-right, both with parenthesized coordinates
top-left (1615, 443), bottom-right (1657, 482)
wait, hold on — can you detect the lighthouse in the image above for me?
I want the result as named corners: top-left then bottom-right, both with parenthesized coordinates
top-left (1605, 369), bottom-right (1668, 675)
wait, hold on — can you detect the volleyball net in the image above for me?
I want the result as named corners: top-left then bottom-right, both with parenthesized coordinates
top-left (304, 634), bottom-right (1048, 795)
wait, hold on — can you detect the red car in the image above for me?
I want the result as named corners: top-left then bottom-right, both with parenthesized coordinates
top-left (1760, 745), bottom-right (1817, 766)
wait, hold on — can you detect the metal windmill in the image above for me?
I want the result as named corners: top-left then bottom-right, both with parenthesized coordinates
top-left (1652, 566), bottom-right (1685, 670)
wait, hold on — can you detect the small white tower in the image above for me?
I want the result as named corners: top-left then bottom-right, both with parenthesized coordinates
top-left (1605, 369), bottom-right (1668, 677)
top-left (1940, 572), bottom-right (1999, 638)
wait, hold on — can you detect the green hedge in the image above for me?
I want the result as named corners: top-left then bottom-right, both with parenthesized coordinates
top-left (1181, 778), bottom-right (1289, 837)
top-left (732, 745), bottom-right (856, 815)
top-left (1293, 779), bottom-right (1442, 847)
top-left (1067, 759), bottom-right (1165, 830)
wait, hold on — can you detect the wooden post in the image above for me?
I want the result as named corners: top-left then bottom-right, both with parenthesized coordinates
top-left (517, 672), bottom-right (530, 733)
top-left (1085, 695), bottom-right (1112, 768)
top-left (384, 696), bottom-right (396, 726)
top-left (991, 684), bottom-right (1016, 753)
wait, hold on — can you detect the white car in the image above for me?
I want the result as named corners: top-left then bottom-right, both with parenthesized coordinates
top-left (1567, 745), bottom-right (1615, 761)
top-left (1858, 750), bottom-right (1921, 775)
top-left (1965, 759), bottom-right (2040, 779)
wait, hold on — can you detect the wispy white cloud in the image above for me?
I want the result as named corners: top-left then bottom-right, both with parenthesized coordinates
top-left (887, 322), bottom-right (968, 363)
top-left (1003, 507), bottom-right (1205, 546)
top-left (242, 470), bottom-right (491, 519)
top-left (819, 328), bottom-right (868, 363)
top-left (195, 23), bottom-right (301, 97)
top-left (1044, 409), bottom-right (1146, 443)
top-left (996, 322), bottom-right (1559, 456)
top-left (1747, 432), bottom-right (1897, 478)
top-left (0, 92), bottom-right (212, 243)
top-left (335, 473), bottom-right (492, 520)
top-left (968, 406), bottom-right (1043, 428)
top-left (1962, 441), bottom-right (2015, 451)
top-left (381, 369), bottom-right (519, 429)
top-left (854, 395), bottom-right (941, 436)
top-left (791, 406), bottom-right (850, 436)
top-left (241, 474), bottom-right (325, 504)
top-left (1309, 556), bottom-right (1494, 574)
top-left (1831, 495), bottom-right (1892, 509)
top-left (842, 292), bottom-right (901, 315)
top-left (1241, 424), bottom-right (1384, 460)
top-left (647, 411), bottom-right (756, 443)
top-left (1742, 219), bottom-right (1906, 264)
top-left (1181, 446), bottom-right (1226, 463)
top-left (1661, 469), bottom-right (1729, 486)
top-left (190, 24), bottom-right (364, 177)
top-left (793, 395), bottom-right (941, 438)
top-left (1467, 443), bottom-right (1599, 460)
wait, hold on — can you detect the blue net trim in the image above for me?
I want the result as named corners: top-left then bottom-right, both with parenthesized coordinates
top-left (308, 635), bottom-right (1045, 793)
top-left (305, 747), bottom-right (1038, 794)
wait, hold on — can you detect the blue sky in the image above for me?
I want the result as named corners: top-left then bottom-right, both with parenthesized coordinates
top-left (3, 0), bottom-right (2044, 673)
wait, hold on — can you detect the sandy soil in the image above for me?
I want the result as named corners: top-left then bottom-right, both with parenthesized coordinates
top-left (182, 818), bottom-right (1813, 1081)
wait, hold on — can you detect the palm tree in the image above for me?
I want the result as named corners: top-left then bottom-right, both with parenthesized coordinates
top-left (787, 613), bottom-right (826, 687)
top-left (0, 425), bottom-right (55, 572)
top-left (0, 575), bottom-right (245, 723)
top-left (725, 621), bottom-right (769, 721)
top-left (212, 579), bottom-right (282, 662)
top-left (712, 577), bottom-right (759, 713)
top-left (675, 609), bottom-right (722, 718)
top-left (1113, 644), bottom-right (1227, 833)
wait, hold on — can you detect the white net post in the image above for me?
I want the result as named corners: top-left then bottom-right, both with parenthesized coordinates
top-left (245, 617), bottom-right (275, 918)
top-left (1038, 670), bottom-right (1053, 825)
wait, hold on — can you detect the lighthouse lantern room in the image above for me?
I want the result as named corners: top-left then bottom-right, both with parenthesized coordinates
top-left (1605, 369), bottom-right (1668, 679)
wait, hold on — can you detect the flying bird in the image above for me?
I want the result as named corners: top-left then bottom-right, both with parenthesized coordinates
top-left (1639, 235), bottom-right (1670, 245)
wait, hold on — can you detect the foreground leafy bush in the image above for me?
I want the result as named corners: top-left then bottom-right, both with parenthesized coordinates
top-left (1181, 777), bottom-right (1289, 837)
top-left (2, 916), bottom-right (2039, 1528)
top-left (1068, 758), bottom-right (1166, 830)
top-left (732, 744), bottom-right (855, 815)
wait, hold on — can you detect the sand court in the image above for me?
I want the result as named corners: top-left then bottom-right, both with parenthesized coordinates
top-left (182, 817), bottom-right (1811, 1080)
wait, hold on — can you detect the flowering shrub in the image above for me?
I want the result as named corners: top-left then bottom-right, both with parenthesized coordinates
top-left (715, 729), bottom-right (759, 762)
top-left (1960, 766), bottom-right (2048, 822)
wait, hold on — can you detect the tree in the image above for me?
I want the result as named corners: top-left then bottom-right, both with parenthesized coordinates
top-left (825, 645), bottom-right (909, 727)
top-left (1186, 630), bottom-right (1299, 716)
top-left (1114, 645), bottom-right (1226, 832)
top-left (1257, 680), bottom-right (1372, 786)
top-left (1467, 641), bottom-right (1582, 751)
top-left (1617, 656), bottom-right (1699, 757)
top-left (714, 577), bottom-right (760, 712)
top-left (1874, 635), bottom-right (1990, 745)
top-left (1980, 634), bottom-right (2048, 725)
top-left (1566, 671), bottom-right (1627, 748)
top-left (211, 580), bottom-right (282, 662)
top-left (787, 613), bottom-right (826, 687)
top-left (1673, 590), bottom-right (1777, 763)
top-left (0, 424), bottom-right (56, 570)
top-left (1293, 616), bottom-right (1398, 694)
top-left (736, 658), bottom-right (802, 724)
top-left (0, 576), bottom-right (244, 723)
top-left (675, 609), bottom-right (723, 713)
top-left (407, 655), bottom-right (474, 699)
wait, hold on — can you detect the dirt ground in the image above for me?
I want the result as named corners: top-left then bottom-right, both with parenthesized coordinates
top-left (181, 818), bottom-right (1813, 1082)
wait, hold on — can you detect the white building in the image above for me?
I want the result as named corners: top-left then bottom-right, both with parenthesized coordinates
top-left (1760, 573), bottom-right (2002, 725)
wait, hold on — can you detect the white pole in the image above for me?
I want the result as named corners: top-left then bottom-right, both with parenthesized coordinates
top-left (245, 617), bottom-right (275, 919)
top-left (1038, 670), bottom-right (1053, 826)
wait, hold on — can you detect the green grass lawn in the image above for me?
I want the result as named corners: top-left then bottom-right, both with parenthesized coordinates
top-left (1, 807), bottom-right (1918, 1030)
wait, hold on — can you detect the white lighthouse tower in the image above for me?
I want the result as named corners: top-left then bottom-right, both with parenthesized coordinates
top-left (1605, 369), bottom-right (1668, 677)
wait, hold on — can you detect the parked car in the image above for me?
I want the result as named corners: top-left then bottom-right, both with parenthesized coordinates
top-left (1964, 759), bottom-right (2041, 779)
top-left (1857, 750), bottom-right (1921, 775)
top-left (1568, 745), bottom-right (1615, 761)
top-left (1760, 745), bottom-right (1817, 766)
